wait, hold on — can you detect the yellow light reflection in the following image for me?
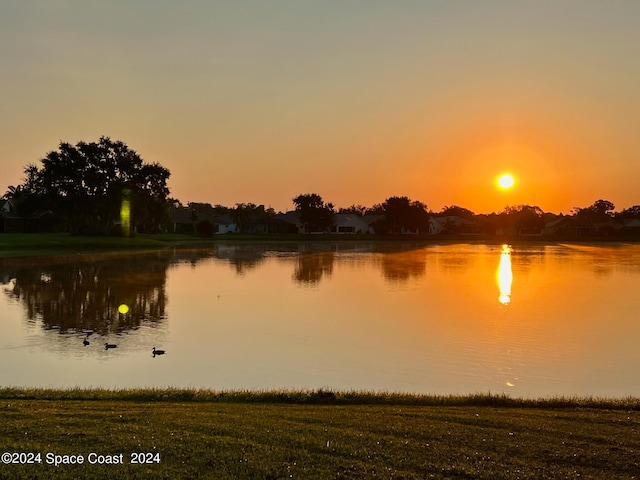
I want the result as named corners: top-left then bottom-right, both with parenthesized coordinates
top-left (120, 188), bottom-right (131, 237)
top-left (497, 244), bottom-right (513, 304)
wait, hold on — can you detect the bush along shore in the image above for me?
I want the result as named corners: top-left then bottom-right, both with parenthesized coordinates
top-left (1, 388), bottom-right (640, 479)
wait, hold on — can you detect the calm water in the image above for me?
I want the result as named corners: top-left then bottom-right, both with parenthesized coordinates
top-left (1, 242), bottom-right (640, 398)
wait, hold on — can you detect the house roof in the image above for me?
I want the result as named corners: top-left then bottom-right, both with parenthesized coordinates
top-left (274, 211), bottom-right (301, 225)
top-left (544, 217), bottom-right (573, 229)
top-left (617, 218), bottom-right (640, 229)
top-left (1, 199), bottom-right (17, 214)
top-left (333, 214), bottom-right (369, 227)
top-left (213, 214), bottom-right (234, 225)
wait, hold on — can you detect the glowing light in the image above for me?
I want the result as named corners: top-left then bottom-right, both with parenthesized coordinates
top-left (497, 244), bottom-right (513, 305)
top-left (497, 173), bottom-right (515, 190)
top-left (120, 188), bottom-right (131, 237)
top-left (118, 304), bottom-right (130, 314)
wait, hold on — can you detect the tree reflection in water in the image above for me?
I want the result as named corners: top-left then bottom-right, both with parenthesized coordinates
top-left (1, 253), bottom-right (171, 335)
top-left (293, 251), bottom-right (335, 285)
top-left (379, 249), bottom-right (426, 283)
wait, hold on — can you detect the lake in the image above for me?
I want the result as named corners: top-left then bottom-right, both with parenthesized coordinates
top-left (1, 242), bottom-right (640, 398)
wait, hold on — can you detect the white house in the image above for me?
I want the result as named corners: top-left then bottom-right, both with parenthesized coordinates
top-left (331, 214), bottom-right (373, 234)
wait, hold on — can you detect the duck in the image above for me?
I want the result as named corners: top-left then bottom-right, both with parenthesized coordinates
top-left (104, 343), bottom-right (117, 350)
top-left (83, 337), bottom-right (90, 346)
top-left (152, 347), bottom-right (165, 357)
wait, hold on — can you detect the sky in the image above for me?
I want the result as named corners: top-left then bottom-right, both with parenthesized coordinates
top-left (1, 0), bottom-right (639, 214)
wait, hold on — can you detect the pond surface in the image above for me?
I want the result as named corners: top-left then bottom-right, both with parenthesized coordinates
top-left (1, 242), bottom-right (640, 398)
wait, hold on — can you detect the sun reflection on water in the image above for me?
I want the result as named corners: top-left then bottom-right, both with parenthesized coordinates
top-left (497, 244), bottom-right (513, 305)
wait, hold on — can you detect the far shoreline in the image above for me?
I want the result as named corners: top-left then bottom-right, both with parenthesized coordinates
top-left (1, 232), bottom-right (638, 260)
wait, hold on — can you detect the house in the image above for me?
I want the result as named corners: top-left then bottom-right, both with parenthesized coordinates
top-left (274, 211), bottom-right (304, 233)
top-left (212, 214), bottom-right (238, 234)
top-left (0, 200), bottom-right (23, 233)
top-left (614, 218), bottom-right (640, 238)
top-left (331, 214), bottom-right (373, 234)
top-left (543, 216), bottom-right (595, 237)
top-left (169, 206), bottom-right (195, 233)
top-left (244, 216), bottom-right (297, 234)
top-left (361, 215), bottom-right (385, 234)
top-left (429, 216), bottom-right (478, 235)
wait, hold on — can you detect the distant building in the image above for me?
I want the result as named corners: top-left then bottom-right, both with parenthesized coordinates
top-left (0, 200), bottom-right (23, 233)
top-left (430, 216), bottom-right (479, 235)
top-left (330, 214), bottom-right (373, 234)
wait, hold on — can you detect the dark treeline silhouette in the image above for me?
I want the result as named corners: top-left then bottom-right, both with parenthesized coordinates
top-left (167, 195), bottom-right (640, 240)
top-left (2, 137), bottom-right (171, 235)
top-left (2, 137), bottom-right (640, 239)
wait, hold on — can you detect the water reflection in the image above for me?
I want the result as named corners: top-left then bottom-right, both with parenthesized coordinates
top-left (497, 244), bottom-right (513, 305)
top-left (380, 249), bottom-right (426, 282)
top-left (1, 253), bottom-right (172, 335)
top-left (2, 243), bottom-right (640, 396)
top-left (293, 251), bottom-right (335, 285)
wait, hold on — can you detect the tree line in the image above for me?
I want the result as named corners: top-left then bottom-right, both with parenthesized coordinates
top-left (2, 137), bottom-right (640, 236)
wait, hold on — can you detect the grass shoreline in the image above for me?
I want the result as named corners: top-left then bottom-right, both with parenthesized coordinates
top-left (2, 387), bottom-right (639, 409)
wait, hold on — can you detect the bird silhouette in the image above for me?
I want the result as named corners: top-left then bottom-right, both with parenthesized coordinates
top-left (104, 343), bottom-right (117, 350)
top-left (152, 347), bottom-right (165, 357)
top-left (83, 337), bottom-right (90, 346)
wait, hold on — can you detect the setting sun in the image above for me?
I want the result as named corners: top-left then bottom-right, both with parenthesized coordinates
top-left (497, 173), bottom-right (515, 190)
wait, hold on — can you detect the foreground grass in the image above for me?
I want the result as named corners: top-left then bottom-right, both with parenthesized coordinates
top-left (1, 389), bottom-right (639, 479)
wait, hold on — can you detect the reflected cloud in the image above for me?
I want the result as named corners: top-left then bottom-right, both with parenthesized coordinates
top-left (497, 244), bottom-right (513, 305)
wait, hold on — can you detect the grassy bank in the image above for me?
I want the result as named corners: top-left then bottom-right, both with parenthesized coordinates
top-left (0, 233), bottom-right (228, 259)
top-left (0, 232), bottom-right (465, 259)
top-left (1, 389), bottom-right (639, 479)
top-left (2, 232), bottom-right (636, 260)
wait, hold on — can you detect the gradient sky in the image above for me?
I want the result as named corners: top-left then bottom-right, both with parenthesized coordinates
top-left (2, 1), bottom-right (639, 214)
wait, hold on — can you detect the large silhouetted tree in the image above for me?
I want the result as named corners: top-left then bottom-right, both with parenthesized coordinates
top-left (378, 196), bottom-right (429, 234)
top-left (497, 205), bottom-right (545, 235)
top-left (572, 199), bottom-right (615, 223)
top-left (439, 205), bottom-right (475, 220)
top-left (19, 136), bottom-right (170, 235)
top-left (292, 193), bottom-right (334, 233)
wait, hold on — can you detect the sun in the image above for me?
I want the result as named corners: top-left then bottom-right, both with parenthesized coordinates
top-left (496, 173), bottom-right (515, 190)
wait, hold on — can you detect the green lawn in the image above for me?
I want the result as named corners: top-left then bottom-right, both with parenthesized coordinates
top-left (0, 233), bottom-right (209, 258)
top-left (1, 389), bottom-right (639, 479)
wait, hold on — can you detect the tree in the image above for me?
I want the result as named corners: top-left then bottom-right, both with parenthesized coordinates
top-left (378, 196), bottom-right (429, 234)
top-left (496, 205), bottom-right (545, 235)
top-left (337, 204), bottom-right (367, 216)
top-left (292, 193), bottom-right (335, 233)
top-left (19, 136), bottom-right (171, 235)
top-left (572, 199), bottom-right (615, 223)
top-left (619, 205), bottom-right (640, 218)
top-left (439, 205), bottom-right (475, 220)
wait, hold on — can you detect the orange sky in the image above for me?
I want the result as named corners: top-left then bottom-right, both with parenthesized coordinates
top-left (1, 1), bottom-right (639, 214)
